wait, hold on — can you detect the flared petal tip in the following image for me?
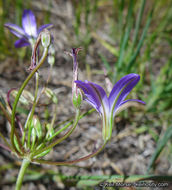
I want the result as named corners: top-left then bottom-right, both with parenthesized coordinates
top-left (22, 9), bottom-right (37, 37)
top-left (14, 38), bottom-right (30, 48)
top-left (38, 24), bottom-right (54, 34)
top-left (4, 23), bottom-right (26, 38)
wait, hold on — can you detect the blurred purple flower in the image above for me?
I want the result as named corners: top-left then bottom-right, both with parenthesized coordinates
top-left (5, 10), bottom-right (53, 48)
top-left (75, 73), bottom-right (145, 142)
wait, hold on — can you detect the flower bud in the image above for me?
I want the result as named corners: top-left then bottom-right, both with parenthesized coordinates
top-left (41, 29), bottom-right (51, 48)
top-left (44, 88), bottom-right (58, 104)
top-left (72, 88), bottom-right (82, 109)
top-left (32, 115), bottom-right (42, 141)
top-left (48, 44), bottom-right (55, 66)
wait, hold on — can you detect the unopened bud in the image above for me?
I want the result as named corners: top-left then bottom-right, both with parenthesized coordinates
top-left (44, 88), bottom-right (58, 104)
top-left (72, 88), bottom-right (82, 109)
top-left (48, 44), bottom-right (55, 66)
top-left (41, 29), bottom-right (51, 48)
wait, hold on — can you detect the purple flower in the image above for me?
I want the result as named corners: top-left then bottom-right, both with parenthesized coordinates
top-left (75, 73), bottom-right (145, 142)
top-left (5, 10), bottom-right (53, 48)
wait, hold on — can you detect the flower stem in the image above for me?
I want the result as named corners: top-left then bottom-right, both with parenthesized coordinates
top-left (33, 142), bottom-right (106, 165)
top-left (11, 47), bottom-right (49, 152)
top-left (15, 158), bottom-right (30, 190)
top-left (27, 72), bottom-right (39, 148)
top-left (31, 109), bottom-right (80, 158)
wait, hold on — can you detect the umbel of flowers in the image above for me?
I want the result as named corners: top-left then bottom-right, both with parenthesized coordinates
top-left (0, 9), bottom-right (145, 190)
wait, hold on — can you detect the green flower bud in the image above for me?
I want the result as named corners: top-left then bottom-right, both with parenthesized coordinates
top-left (41, 29), bottom-right (51, 48)
top-left (72, 89), bottom-right (82, 109)
top-left (31, 128), bottom-right (36, 150)
top-left (44, 88), bottom-right (58, 104)
top-left (32, 116), bottom-right (42, 141)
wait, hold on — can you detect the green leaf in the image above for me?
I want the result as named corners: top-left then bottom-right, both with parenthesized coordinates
top-left (147, 126), bottom-right (172, 173)
top-left (91, 32), bottom-right (118, 56)
top-left (77, 180), bottom-right (102, 188)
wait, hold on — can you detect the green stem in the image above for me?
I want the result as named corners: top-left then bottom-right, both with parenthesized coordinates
top-left (54, 108), bottom-right (95, 130)
top-left (126, 8), bottom-right (153, 71)
top-left (48, 109), bottom-right (95, 141)
top-left (0, 132), bottom-right (12, 150)
top-left (0, 102), bottom-right (23, 155)
top-left (11, 47), bottom-right (49, 151)
top-left (15, 158), bottom-right (30, 190)
top-left (0, 101), bottom-right (11, 124)
top-left (33, 142), bottom-right (106, 165)
top-left (27, 72), bottom-right (39, 148)
top-left (31, 109), bottom-right (80, 158)
top-left (46, 104), bottom-right (57, 139)
top-left (117, 0), bottom-right (134, 70)
top-left (131, 0), bottom-right (146, 53)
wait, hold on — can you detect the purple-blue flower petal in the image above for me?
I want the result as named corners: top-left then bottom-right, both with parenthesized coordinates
top-left (14, 38), bottom-right (30, 48)
top-left (75, 80), bottom-right (108, 114)
top-left (115, 99), bottom-right (145, 115)
top-left (38, 24), bottom-right (53, 34)
top-left (119, 99), bottom-right (145, 107)
top-left (4, 23), bottom-right (26, 38)
top-left (22, 10), bottom-right (37, 37)
top-left (113, 74), bottom-right (140, 114)
top-left (109, 74), bottom-right (140, 111)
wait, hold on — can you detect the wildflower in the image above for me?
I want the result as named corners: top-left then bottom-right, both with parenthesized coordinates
top-left (5, 10), bottom-right (53, 48)
top-left (75, 73), bottom-right (145, 142)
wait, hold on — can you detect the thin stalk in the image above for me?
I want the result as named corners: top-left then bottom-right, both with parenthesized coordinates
top-left (0, 143), bottom-right (11, 152)
top-left (0, 132), bottom-right (12, 150)
top-left (117, 0), bottom-right (125, 34)
top-left (0, 101), bottom-right (23, 154)
top-left (0, 101), bottom-right (11, 124)
top-left (0, 101), bottom-right (24, 149)
top-left (27, 72), bottom-right (39, 148)
top-left (7, 88), bottom-right (23, 135)
top-left (115, 0), bottom-right (134, 78)
top-left (48, 120), bottom-right (72, 141)
top-left (131, 0), bottom-right (146, 53)
top-left (31, 109), bottom-right (80, 158)
top-left (33, 142), bottom-right (107, 165)
top-left (11, 47), bottom-right (49, 152)
top-left (46, 104), bottom-right (57, 139)
top-left (127, 9), bottom-right (153, 71)
top-left (49, 108), bottom-right (95, 140)
top-left (15, 158), bottom-right (30, 190)
top-left (54, 108), bottom-right (95, 130)
top-left (30, 63), bottom-right (53, 113)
